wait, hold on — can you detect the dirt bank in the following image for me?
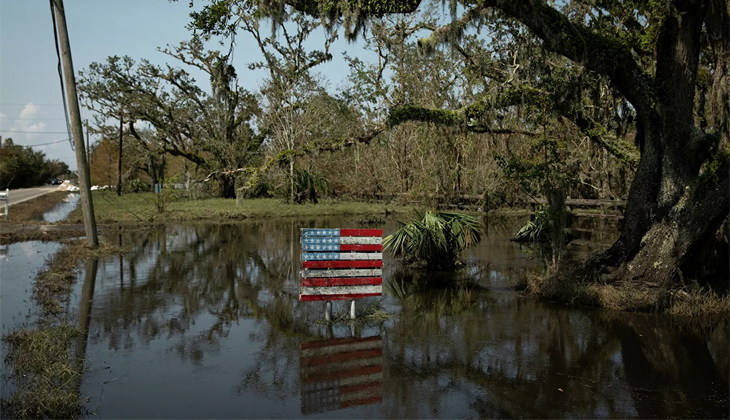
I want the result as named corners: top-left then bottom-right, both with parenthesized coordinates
top-left (0, 191), bottom-right (70, 223)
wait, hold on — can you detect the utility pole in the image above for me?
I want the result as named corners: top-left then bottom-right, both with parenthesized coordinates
top-left (52, 0), bottom-right (98, 246)
top-left (85, 119), bottom-right (90, 158)
top-left (117, 112), bottom-right (123, 196)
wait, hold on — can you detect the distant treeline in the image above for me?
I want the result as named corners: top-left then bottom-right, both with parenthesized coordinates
top-left (0, 138), bottom-right (70, 189)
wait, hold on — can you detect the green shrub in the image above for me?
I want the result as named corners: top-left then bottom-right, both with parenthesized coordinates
top-left (384, 210), bottom-right (481, 269)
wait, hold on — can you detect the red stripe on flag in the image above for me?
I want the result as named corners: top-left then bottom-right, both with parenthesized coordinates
top-left (302, 365), bottom-right (383, 383)
top-left (301, 277), bottom-right (382, 287)
top-left (299, 293), bottom-right (381, 301)
top-left (340, 396), bottom-right (384, 409)
top-left (302, 260), bottom-right (382, 269)
top-left (300, 336), bottom-right (381, 350)
top-left (340, 381), bottom-right (382, 395)
top-left (301, 349), bottom-right (383, 367)
top-left (340, 244), bottom-right (382, 251)
top-left (340, 229), bottom-right (383, 237)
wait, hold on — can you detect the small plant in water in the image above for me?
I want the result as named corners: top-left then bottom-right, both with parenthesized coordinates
top-left (514, 205), bottom-right (572, 243)
top-left (384, 210), bottom-right (481, 269)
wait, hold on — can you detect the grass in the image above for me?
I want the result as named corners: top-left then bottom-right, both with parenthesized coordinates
top-left (1, 239), bottom-right (121, 419)
top-left (65, 191), bottom-right (413, 224)
top-left (0, 225), bottom-right (87, 245)
top-left (313, 302), bottom-right (393, 326)
top-left (0, 191), bottom-right (70, 223)
top-left (525, 262), bottom-right (730, 316)
top-left (1, 324), bottom-right (84, 420)
top-left (34, 239), bottom-right (121, 315)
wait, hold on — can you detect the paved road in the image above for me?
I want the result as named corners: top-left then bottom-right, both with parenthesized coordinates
top-left (2, 186), bottom-right (59, 207)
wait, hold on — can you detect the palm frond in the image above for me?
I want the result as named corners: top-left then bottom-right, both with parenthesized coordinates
top-left (383, 210), bottom-right (482, 269)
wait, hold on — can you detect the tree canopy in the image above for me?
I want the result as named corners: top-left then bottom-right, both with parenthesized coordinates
top-left (183, 0), bottom-right (728, 287)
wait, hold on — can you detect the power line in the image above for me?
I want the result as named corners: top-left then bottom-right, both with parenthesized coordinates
top-left (30, 139), bottom-right (72, 147)
top-left (1, 139), bottom-right (71, 147)
top-left (0, 117), bottom-right (69, 121)
top-left (0, 130), bottom-right (71, 134)
top-left (0, 103), bottom-right (65, 106)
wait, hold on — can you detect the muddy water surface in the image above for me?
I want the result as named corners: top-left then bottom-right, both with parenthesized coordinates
top-left (69, 217), bottom-right (728, 419)
top-left (0, 241), bottom-right (66, 401)
top-left (42, 192), bottom-right (81, 223)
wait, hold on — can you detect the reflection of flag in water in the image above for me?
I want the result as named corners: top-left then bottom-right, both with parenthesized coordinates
top-left (300, 336), bottom-right (383, 415)
top-left (300, 229), bottom-right (383, 301)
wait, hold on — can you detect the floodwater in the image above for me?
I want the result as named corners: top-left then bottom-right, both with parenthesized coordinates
top-left (63, 217), bottom-right (728, 419)
top-left (0, 241), bottom-right (63, 334)
top-left (43, 192), bottom-right (81, 223)
top-left (1, 193), bottom-right (83, 401)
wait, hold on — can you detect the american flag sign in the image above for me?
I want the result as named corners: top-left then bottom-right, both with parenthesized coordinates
top-left (300, 229), bottom-right (383, 301)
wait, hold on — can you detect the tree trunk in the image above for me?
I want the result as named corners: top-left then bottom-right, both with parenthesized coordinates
top-left (589, 0), bottom-right (728, 288)
top-left (218, 174), bottom-right (236, 199)
top-left (289, 158), bottom-right (295, 203)
top-left (117, 114), bottom-right (123, 196)
top-left (608, 159), bottom-right (729, 287)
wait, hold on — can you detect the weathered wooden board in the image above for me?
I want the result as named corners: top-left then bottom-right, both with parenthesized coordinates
top-left (302, 252), bottom-right (383, 260)
top-left (302, 229), bottom-right (383, 237)
top-left (300, 285), bottom-right (383, 296)
top-left (300, 228), bottom-right (383, 301)
top-left (301, 244), bottom-right (383, 251)
top-left (300, 268), bottom-right (383, 278)
top-left (302, 260), bottom-right (383, 269)
top-left (301, 236), bottom-right (382, 245)
top-left (300, 336), bottom-right (383, 415)
top-left (299, 293), bottom-right (381, 301)
top-left (301, 277), bottom-right (382, 287)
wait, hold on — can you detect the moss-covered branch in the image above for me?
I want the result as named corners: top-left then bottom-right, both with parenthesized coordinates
top-left (564, 116), bottom-right (640, 168)
top-left (190, 0), bottom-right (421, 41)
top-left (418, 0), bottom-right (657, 121)
top-left (386, 85), bottom-right (544, 130)
top-left (199, 124), bottom-right (386, 189)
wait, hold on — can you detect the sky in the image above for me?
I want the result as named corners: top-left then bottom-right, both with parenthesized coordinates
top-left (0, 0), bottom-right (378, 171)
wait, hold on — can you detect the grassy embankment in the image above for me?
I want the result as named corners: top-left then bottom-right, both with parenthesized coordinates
top-left (0, 191), bottom-right (70, 222)
top-left (66, 191), bottom-right (414, 224)
top-left (1, 240), bottom-right (120, 419)
top-left (522, 260), bottom-right (730, 317)
top-left (0, 192), bottom-right (88, 244)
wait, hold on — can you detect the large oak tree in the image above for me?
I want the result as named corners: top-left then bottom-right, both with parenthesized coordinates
top-left (191, 0), bottom-right (729, 287)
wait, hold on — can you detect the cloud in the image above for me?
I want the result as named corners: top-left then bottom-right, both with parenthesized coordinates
top-left (19, 103), bottom-right (39, 119)
top-left (12, 103), bottom-right (46, 136)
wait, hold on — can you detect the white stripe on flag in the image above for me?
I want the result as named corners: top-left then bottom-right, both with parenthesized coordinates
top-left (300, 285), bottom-right (382, 296)
top-left (340, 236), bottom-right (382, 245)
top-left (302, 252), bottom-right (382, 261)
top-left (339, 252), bottom-right (382, 260)
top-left (301, 269), bottom-right (382, 278)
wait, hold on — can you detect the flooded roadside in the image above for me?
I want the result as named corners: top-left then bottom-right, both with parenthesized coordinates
top-left (68, 218), bottom-right (727, 419)
top-left (0, 242), bottom-right (63, 335)
top-left (1, 192), bottom-right (83, 406)
top-left (43, 193), bottom-right (81, 223)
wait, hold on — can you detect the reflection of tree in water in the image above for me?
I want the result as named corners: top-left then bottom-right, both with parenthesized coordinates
top-left (386, 269), bottom-right (485, 318)
top-left (380, 289), bottom-right (728, 419)
top-left (90, 222), bottom-right (315, 364)
top-left (86, 221), bottom-right (728, 418)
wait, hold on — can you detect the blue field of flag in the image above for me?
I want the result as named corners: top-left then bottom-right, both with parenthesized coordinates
top-left (302, 229), bottom-right (340, 236)
top-left (302, 237), bottom-right (341, 245)
top-left (301, 253), bottom-right (341, 261)
top-left (302, 243), bottom-right (341, 251)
